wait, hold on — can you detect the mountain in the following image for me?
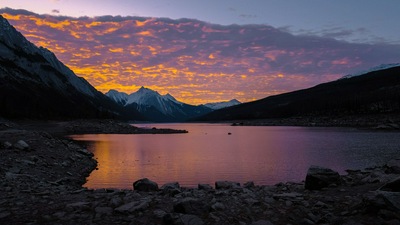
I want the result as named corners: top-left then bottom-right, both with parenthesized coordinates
top-left (203, 99), bottom-right (241, 110)
top-left (342, 63), bottom-right (400, 79)
top-left (0, 15), bottom-right (143, 120)
top-left (106, 87), bottom-right (212, 122)
top-left (196, 66), bottom-right (400, 121)
top-left (106, 89), bottom-right (129, 106)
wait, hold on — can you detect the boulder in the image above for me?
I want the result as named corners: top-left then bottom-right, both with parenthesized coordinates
top-left (305, 166), bottom-right (341, 190)
top-left (380, 177), bottom-right (400, 192)
top-left (215, 181), bottom-right (240, 189)
top-left (387, 159), bottom-right (400, 174)
top-left (14, 140), bottom-right (29, 151)
top-left (133, 178), bottom-right (158, 191)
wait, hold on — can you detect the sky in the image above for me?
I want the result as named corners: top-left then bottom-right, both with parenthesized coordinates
top-left (1, 0), bottom-right (400, 104)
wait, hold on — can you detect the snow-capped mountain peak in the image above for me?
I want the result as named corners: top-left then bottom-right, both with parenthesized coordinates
top-left (105, 89), bottom-right (129, 105)
top-left (203, 99), bottom-right (241, 110)
top-left (105, 87), bottom-right (213, 121)
top-left (163, 93), bottom-right (181, 105)
top-left (342, 63), bottom-right (400, 79)
top-left (106, 87), bottom-right (184, 115)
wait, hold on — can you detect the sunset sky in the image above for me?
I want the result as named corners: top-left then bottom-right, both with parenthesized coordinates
top-left (1, 1), bottom-right (400, 104)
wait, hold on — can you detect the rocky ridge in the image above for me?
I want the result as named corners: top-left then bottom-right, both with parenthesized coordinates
top-left (0, 120), bottom-right (399, 224)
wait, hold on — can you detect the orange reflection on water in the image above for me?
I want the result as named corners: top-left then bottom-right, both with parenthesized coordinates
top-left (70, 125), bottom-right (319, 189)
top-left (70, 124), bottom-right (400, 190)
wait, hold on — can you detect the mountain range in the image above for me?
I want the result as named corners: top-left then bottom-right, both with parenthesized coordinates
top-left (0, 15), bottom-right (238, 122)
top-left (105, 88), bottom-right (240, 122)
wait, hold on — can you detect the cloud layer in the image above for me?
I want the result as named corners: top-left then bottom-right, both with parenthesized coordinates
top-left (2, 8), bottom-right (400, 104)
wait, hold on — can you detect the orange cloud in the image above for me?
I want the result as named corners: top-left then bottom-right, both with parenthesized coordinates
top-left (3, 10), bottom-right (399, 105)
top-left (109, 48), bottom-right (124, 53)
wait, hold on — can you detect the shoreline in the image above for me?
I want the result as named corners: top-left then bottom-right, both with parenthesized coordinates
top-left (0, 119), bottom-right (399, 224)
top-left (228, 114), bottom-right (400, 130)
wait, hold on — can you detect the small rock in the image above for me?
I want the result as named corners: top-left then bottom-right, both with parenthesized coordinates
top-left (198, 184), bottom-right (213, 190)
top-left (66, 202), bottom-right (90, 211)
top-left (0, 212), bottom-right (11, 219)
top-left (264, 196), bottom-right (275, 204)
top-left (305, 166), bottom-right (341, 190)
top-left (251, 220), bottom-right (274, 225)
top-left (174, 197), bottom-right (209, 216)
top-left (211, 202), bottom-right (225, 211)
top-left (387, 159), bottom-right (400, 174)
top-left (307, 212), bottom-right (320, 223)
top-left (301, 218), bottom-right (315, 225)
top-left (244, 181), bottom-right (255, 188)
top-left (3, 141), bottom-right (12, 149)
top-left (314, 201), bottom-right (328, 208)
top-left (133, 178), bottom-right (158, 191)
top-left (109, 196), bottom-right (123, 207)
top-left (379, 192), bottom-right (400, 211)
top-left (177, 214), bottom-right (205, 225)
top-left (380, 176), bottom-right (400, 192)
top-left (215, 181), bottom-right (240, 189)
top-left (14, 140), bottom-right (29, 150)
top-left (115, 200), bottom-right (150, 213)
top-left (95, 206), bottom-right (113, 215)
top-left (161, 182), bottom-right (181, 195)
top-left (52, 212), bottom-right (66, 219)
top-left (153, 209), bottom-right (167, 218)
top-left (161, 182), bottom-right (180, 190)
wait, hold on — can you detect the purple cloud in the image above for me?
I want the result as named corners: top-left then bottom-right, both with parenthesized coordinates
top-left (1, 8), bottom-right (400, 104)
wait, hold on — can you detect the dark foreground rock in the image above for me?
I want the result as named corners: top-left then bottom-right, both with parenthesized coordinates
top-left (133, 178), bottom-right (159, 192)
top-left (305, 166), bottom-right (341, 190)
top-left (1, 121), bottom-right (400, 224)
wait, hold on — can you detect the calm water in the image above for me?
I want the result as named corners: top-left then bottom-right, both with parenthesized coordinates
top-left (70, 123), bottom-right (400, 189)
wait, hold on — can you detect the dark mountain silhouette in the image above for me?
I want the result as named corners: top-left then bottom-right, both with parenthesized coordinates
top-left (0, 15), bottom-right (144, 120)
top-left (196, 66), bottom-right (400, 121)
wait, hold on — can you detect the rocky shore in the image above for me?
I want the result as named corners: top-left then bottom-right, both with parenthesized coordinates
top-left (1, 119), bottom-right (400, 224)
top-left (231, 114), bottom-right (400, 130)
top-left (8, 119), bottom-right (188, 135)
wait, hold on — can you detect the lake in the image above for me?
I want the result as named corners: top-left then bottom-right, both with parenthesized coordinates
top-left (70, 123), bottom-right (400, 189)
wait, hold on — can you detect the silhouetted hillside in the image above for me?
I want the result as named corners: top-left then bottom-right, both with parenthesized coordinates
top-left (0, 15), bottom-right (144, 120)
top-left (196, 66), bottom-right (400, 121)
